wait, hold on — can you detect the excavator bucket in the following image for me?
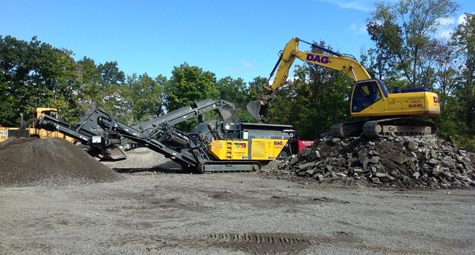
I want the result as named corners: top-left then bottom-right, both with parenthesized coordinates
top-left (247, 100), bottom-right (262, 122)
top-left (247, 100), bottom-right (270, 123)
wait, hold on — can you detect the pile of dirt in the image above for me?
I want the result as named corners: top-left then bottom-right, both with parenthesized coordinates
top-left (0, 138), bottom-right (121, 187)
top-left (265, 135), bottom-right (475, 190)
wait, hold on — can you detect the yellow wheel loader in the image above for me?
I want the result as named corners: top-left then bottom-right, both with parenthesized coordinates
top-left (0, 108), bottom-right (76, 143)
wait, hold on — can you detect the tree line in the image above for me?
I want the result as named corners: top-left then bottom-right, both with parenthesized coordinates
top-left (0, 0), bottom-right (473, 151)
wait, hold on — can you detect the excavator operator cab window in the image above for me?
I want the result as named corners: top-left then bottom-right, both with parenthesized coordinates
top-left (354, 84), bottom-right (371, 99)
top-left (374, 84), bottom-right (382, 101)
top-left (352, 81), bottom-right (382, 112)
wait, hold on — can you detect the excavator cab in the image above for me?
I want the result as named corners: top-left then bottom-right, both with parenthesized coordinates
top-left (350, 79), bottom-right (388, 114)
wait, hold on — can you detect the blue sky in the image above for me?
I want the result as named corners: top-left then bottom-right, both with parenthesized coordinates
top-left (1, 0), bottom-right (473, 83)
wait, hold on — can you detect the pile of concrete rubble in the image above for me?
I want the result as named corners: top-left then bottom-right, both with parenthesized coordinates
top-left (273, 135), bottom-right (475, 189)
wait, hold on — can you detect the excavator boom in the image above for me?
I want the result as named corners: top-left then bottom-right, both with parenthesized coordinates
top-left (247, 37), bottom-right (371, 123)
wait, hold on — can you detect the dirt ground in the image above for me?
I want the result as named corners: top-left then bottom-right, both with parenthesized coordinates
top-left (1, 166), bottom-right (474, 255)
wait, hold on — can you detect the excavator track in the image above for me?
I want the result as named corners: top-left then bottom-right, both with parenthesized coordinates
top-left (330, 118), bottom-right (437, 138)
top-left (362, 118), bottom-right (438, 138)
top-left (330, 121), bottom-right (366, 138)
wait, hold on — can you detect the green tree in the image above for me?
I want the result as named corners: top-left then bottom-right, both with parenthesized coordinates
top-left (0, 36), bottom-right (79, 125)
top-left (289, 65), bottom-right (353, 139)
top-left (246, 76), bottom-right (268, 123)
top-left (74, 57), bottom-right (101, 114)
top-left (164, 63), bottom-right (220, 131)
top-left (267, 77), bottom-right (295, 125)
top-left (368, 0), bottom-right (460, 88)
top-left (122, 73), bottom-right (166, 125)
top-left (96, 61), bottom-right (125, 119)
top-left (164, 63), bottom-right (219, 111)
top-left (0, 35), bottom-right (27, 126)
top-left (74, 58), bottom-right (125, 119)
top-left (366, 20), bottom-right (400, 81)
top-left (423, 39), bottom-right (459, 135)
top-left (449, 13), bottom-right (475, 151)
top-left (301, 42), bottom-right (353, 139)
top-left (216, 76), bottom-right (254, 122)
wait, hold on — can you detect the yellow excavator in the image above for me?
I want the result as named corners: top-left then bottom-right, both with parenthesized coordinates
top-left (247, 38), bottom-right (440, 138)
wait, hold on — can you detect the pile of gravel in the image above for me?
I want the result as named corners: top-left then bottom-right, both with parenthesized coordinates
top-left (0, 138), bottom-right (121, 187)
top-left (267, 135), bottom-right (475, 189)
top-left (102, 147), bottom-right (182, 172)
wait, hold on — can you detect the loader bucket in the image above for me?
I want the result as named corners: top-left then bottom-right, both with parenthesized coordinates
top-left (247, 100), bottom-right (264, 122)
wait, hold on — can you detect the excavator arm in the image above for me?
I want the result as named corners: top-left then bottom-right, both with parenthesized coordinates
top-left (247, 37), bottom-right (372, 123)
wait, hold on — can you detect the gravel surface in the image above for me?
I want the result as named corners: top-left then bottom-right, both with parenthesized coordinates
top-left (1, 147), bottom-right (474, 254)
top-left (101, 147), bottom-right (183, 172)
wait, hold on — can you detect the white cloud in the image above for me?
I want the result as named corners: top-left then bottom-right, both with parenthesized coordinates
top-left (241, 60), bottom-right (255, 67)
top-left (317, 0), bottom-right (375, 12)
top-left (347, 23), bottom-right (357, 31)
top-left (359, 25), bottom-right (367, 34)
top-left (346, 23), bottom-right (367, 34)
top-left (224, 60), bottom-right (256, 74)
top-left (457, 14), bottom-right (468, 26)
top-left (224, 67), bottom-right (253, 74)
top-left (437, 29), bottom-right (453, 40)
top-left (433, 17), bottom-right (455, 39)
top-left (435, 17), bottom-right (455, 27)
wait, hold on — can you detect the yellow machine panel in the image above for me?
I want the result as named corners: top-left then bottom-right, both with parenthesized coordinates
top-left (350, 80), bottom-right (440, 118)
top-left (208, 139), bottom-right (288, 161)
top-left (250, 139), bottom-right (288, 161)
top-left (0, 127), bottom-right (13, 143)
top-left (353, 91), bottom-right (440, 117)
top-left (209, 140), bottom-right (249, 160)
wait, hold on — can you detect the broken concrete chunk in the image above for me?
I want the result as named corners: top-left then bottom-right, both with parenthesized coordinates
top-left (316, 174), bottom-right (324, 182)
top-left (358, 147), bottom-right (369, 168)
top-left (442, 160), bottom-right (456, 169)
top-left (300, 147), bottom-right (312, 158)
top-left (371, 177), bottom-right (382, 184)
top-left (383, 152), bottom-right (408, 164)
top-left (369, 156), bottom-right (380, 164)
top-left (428, 158), bottom-right (440, 165)
top-left (413, 172), bottom-right (420, 180)
top-left (405, 141), bottom-right (417, 151)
